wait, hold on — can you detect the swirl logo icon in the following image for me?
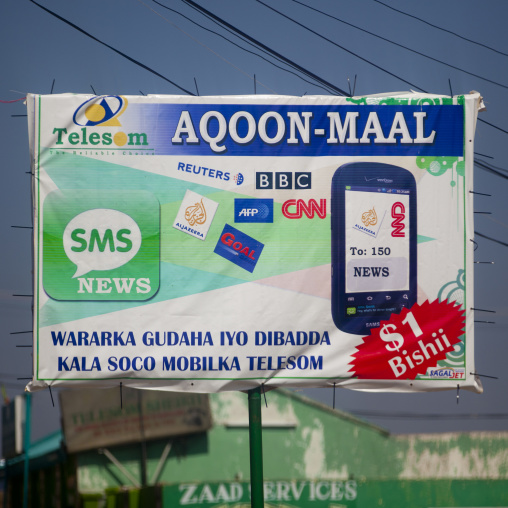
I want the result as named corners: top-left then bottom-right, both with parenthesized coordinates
top-left (361, 207), bottom-right (377, 227)
top-left (173, 190), bottom-right (219, 241)
top-left (73, 95), bottom-right (128, 127)
top-left (185, 199), bottom-right (207, 227)
top-left (52, 95), bottom-right (149, 149)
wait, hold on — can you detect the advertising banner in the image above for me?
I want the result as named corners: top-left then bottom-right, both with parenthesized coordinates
top-left (27, 92), bottom-right (482, 393)
top-left (59, 388), bottom-right (211, 453)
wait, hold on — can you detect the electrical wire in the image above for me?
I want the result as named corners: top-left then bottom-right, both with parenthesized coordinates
top-left (25, 0), bottom-right (508, 137)
top-left (252, 1), bottom-right (508, 137)
top-left (258, 0), bottom-right (508, 134)
top-left (478, 160), bottom-right (508, 174)
top-left (175, 0), bottom-right (337, 95)
top-left (478, 117), bottom-right (508, 136)
top-left (179, 0), bottom-right (348, 96)
top-left (0, 98), bottom-right (26, 103)
top-left (286, 0), bottom-right (508, 90)
top-left (180, 0), bottom-right (344, 95)
top-left (154, 0), bottom-right (336, 94)
top-left (0, 372), bottom-right (28, 380)
top-left (373, 0), bottom-right (508, 58)
top-left (139, 0), bottom-right (279, 94)
top-left (475, 159), bottom-right (508, 180)
top-left (483, 214), bottom-right (508, 232)
top-left (475, 231), bottom-right (508, 248)
top-left (472, 159), bottom-right (508, 247)
top-left (29, 0), bottom-right (196, 96)
top-left (254, 0), bottom-right (426, 92)
top-left (249, 1), bottom-right (508, 136)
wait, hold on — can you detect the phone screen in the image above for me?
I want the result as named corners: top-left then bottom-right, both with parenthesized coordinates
top-left (344, 185), bottom-right (411, 318)
top-left (331, 162), bottom-right (417, 334)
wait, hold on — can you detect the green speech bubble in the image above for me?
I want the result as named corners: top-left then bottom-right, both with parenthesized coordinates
top-left (43, 190), bottom-right (160, 301)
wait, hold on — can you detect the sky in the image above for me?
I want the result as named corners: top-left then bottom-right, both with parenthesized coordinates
top-left (1, 0), bottom-right (508, 446)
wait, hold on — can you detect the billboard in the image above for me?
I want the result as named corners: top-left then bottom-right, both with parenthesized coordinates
top-left (59, 388), bottom-right (211, 453)
top-left (27, 92), bottom-right (482, 393)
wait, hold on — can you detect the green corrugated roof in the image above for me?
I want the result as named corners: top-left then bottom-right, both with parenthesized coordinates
top-left (1, 430), bottom-right (63, 467)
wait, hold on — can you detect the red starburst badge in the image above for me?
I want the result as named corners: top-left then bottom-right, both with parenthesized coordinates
top-left (348, 299), bottom-right (465, 380)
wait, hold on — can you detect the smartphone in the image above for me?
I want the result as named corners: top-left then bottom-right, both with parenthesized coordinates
top-left (331, 162), bottom-right (417, 335)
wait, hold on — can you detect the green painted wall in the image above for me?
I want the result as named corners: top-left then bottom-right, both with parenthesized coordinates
top-left (356, 479), bottom-right (508, 507)
top-left (392, 432), bottom-right (508, 479)
top-left (75, 388), bottom-right (508, 506)
top-left (77, 390), bottom-right (397, 490)
top-left (159, 479), bottom-right (508, 507)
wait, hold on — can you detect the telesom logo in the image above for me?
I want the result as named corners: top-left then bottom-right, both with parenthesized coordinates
top-left (52, 96), bottom-right (149, 148)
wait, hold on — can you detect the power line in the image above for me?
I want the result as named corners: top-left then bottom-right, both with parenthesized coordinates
top-left (286, 0), bottom-right (508, 90)
top-left (29, 0), bottom-right (195, 96)
top-left (374, 0), bottom-right (508, 58)
top-left (475, 231), bottom-right (508, 248)
top-left (192, 0), bottom-right (508, 138)
top-left (140, 0), bottom-right (279, 94)
top-left (174, 0), bottom-right (336, 94)
top-left (480, 161), bottom-right (508, 174)
top-left (254, 0), bottom-right (426, 92)
top-left (478, 117), bottom-right (508, 136)
top-left (175, 0), bottom-right (338, 94)
top-left (179, 0), bottom-right (349, 96)
top-left (252, 1), bottom-right (508, 136)
top-left (0, 97), bottom-right (26, 104)
top-left (25, 0), bottom-right (508, 138)
top-left (475, 159), bottom-right (508, 180)
top-left (151, 0), bottom-right (333, 94)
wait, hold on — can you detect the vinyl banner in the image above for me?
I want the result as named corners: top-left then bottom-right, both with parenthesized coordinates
top-left (27, 92), bottom-right (482, 393)
top-left (59, 388), bottom-right (211, 453)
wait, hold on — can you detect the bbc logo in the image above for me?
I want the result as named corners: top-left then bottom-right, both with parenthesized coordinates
top-left (255, 172), bottom-right (311, 190)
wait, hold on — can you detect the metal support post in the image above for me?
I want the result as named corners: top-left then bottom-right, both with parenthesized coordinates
top-left (23, 392), bottom-right (32, 508)
top-left (248, 387), bottom-right (264, 508)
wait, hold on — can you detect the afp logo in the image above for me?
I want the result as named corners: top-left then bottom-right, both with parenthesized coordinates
top-left (234, 199), bottom-right (273, 223)
top-left (256, 172), bottom-right (311, 190)
top-left (73, 95), bottom-right (128, 127)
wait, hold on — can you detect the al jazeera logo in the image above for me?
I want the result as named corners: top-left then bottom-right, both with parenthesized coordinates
top-left (185, 199), bottom-right (207, 227)
top-left (353, 205), bottom-right (384, 238)
top-left (51, 95), bottom-right (150, 151)
top-left (362, 206), bottom-right (377, 227)
top-left (173, 190), bottom-right (219, 241)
